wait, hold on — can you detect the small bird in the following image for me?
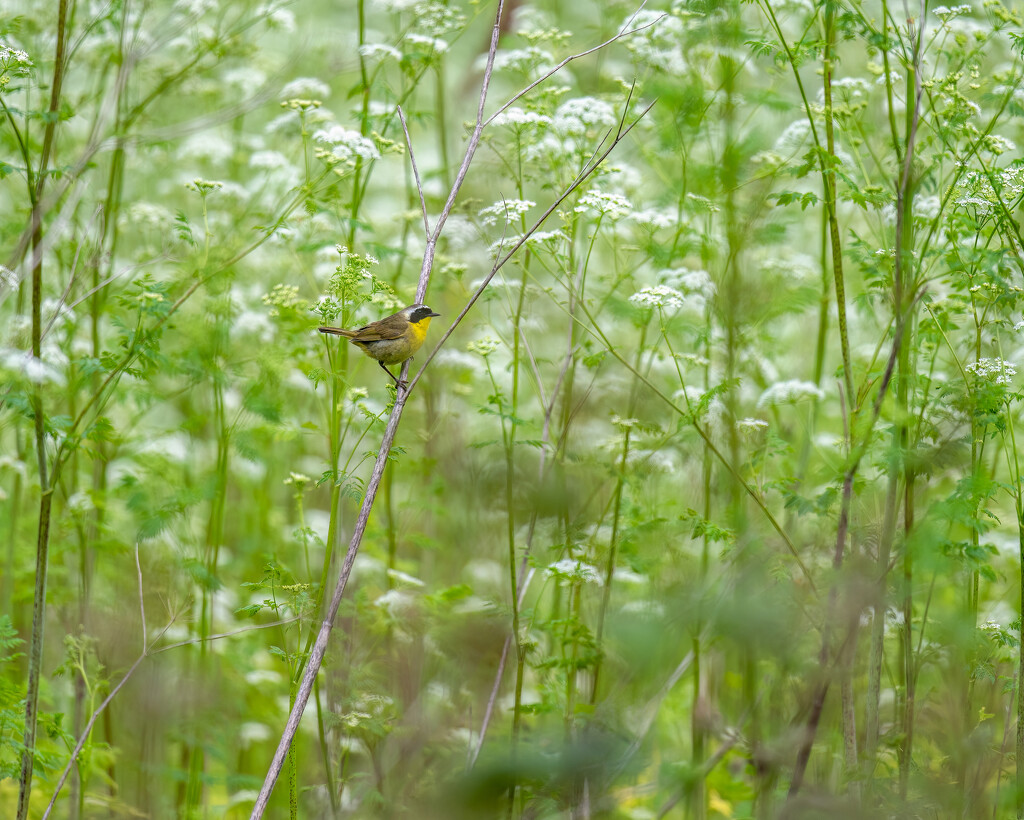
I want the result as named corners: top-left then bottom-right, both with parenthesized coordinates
top-left (318, 304), bottom-right (440, 387)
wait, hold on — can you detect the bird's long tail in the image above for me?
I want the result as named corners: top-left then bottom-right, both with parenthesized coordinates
top-left (318, 326), bottom-right (357, 337)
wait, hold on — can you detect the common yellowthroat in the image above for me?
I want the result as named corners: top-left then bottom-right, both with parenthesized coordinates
top-left (318, 304), bottom-right (440, 387)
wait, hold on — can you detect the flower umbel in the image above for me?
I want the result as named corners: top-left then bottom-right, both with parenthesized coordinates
top-left (966, 357), bottom-right (1016, 386)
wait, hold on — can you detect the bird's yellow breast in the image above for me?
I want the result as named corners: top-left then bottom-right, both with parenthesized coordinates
top-left (406, 316), bottom-right (433, 353)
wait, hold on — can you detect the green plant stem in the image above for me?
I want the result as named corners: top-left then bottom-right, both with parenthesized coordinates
top-left (1006, 406), bottom-right (1024, 817)
top-left (760, 0), bottom-right (853, 409)
top-left (591, 323), bottom-right (646, 703)
top-left (288, 685), bottom-right (298, 820)
top-left (18, 2), bottom-right (69, 815)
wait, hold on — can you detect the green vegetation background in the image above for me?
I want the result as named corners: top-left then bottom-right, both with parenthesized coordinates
top-left (2, 0), bottom-right (1024, 818)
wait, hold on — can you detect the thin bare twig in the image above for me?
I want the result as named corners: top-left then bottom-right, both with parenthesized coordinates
top-left (396, 104), bottom-right (430, 238)
top-left (152, 618), bottom-right (300, 654)
top-left (41, 546), bottom-right (179, 820)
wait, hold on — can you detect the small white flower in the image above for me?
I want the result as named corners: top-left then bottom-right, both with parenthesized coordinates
top-left (239, 722), bottom-right (272, 746)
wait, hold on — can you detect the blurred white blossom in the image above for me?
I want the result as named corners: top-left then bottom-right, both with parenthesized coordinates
top-left (758, 380), bottom-right (825, 407)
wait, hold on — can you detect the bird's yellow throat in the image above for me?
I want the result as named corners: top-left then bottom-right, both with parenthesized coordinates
top-left (409, 316), bottom-right (433, 345)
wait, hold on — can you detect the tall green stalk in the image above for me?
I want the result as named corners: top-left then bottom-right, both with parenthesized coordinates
top-left (18, 3), bottom-right (69, 816)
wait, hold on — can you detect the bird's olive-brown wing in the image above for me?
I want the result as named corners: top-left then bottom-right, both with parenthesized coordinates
top-left (348, 317), bottom-right (407, 342)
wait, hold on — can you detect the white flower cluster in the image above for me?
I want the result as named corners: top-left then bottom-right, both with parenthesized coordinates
top-left (487, 230), bottom-right (567, 255)
top-left (125, 202), bottom-right (174, 227)
top-left (0, 42), bottom-right (32, 84)
top-left (966, 357), bottom-right (1016, 386)
top-left (262, 283), bottom-right (304, 316)
top-left (479, 198), bottom-right (535, 227)
top-left (629, 285), bottom-right (685, 311)
top-left (662, 267), bottom-right (715, 301)
top-left (313, 126), bottom-right (380, 163)
top-left (952, 168), bottom-right (1024, 214)
top-left (981, 134), bottom-right (1017, 156)
top-left (553, 97), bottom-right (617, 137)
top-left (359, 43), bottom-right (402, 61)
top-left (820, 76), bottom-right (872, 102)
top-left (261, 5), bottom-right (296, 30)
top-left (631, 207), bottom-right (678, 229)
top-left (737, 417), bottom-right (769, 434)
top-left (280, 77), bottom-right (330, 102)
top-left (622, 10), bottom-right (687, 76)
top-left (932, 5), bottom-right (972, 19)
top-left (574, 190), bottom-right (632, 219)
top-left (774, 120), bottom-right (811, 154)
top-left (1, 349), bottom-right (66, 385)
top-left (685, 193), bottom-right (720, 213)
top-left (414, 0), bottom-right (466, 36)
top-left (404, 32), bottom-right (448, 53)
top-left (491, 107), bottom-right (552, 129)
top-left (757, 380), bottom-right (825, 407)
top-left (492, 46), bottom-right (555, 75)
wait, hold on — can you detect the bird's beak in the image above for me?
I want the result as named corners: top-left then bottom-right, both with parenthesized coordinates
top-left (429, 311), bottom-right (440, 317)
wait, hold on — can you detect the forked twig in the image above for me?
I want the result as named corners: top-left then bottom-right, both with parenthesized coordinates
top-left (41, 547), bottom-right (177, 820)
top-left (484, 2), bottom-right (663, 126)
top-left (408, 86), bottom-right (655, 394)
top-left (251, 4), bottom-right (653, 812)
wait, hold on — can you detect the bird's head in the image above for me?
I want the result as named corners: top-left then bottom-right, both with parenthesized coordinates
top-left (405, 304), bottom-right (441, 324)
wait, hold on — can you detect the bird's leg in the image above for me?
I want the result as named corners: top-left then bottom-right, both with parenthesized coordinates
top-left (379, 360), bottom-right (406, 389)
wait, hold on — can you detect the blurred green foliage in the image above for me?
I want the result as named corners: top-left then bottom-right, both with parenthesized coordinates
top-left (2, 0), bottom-right (1024, 817)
